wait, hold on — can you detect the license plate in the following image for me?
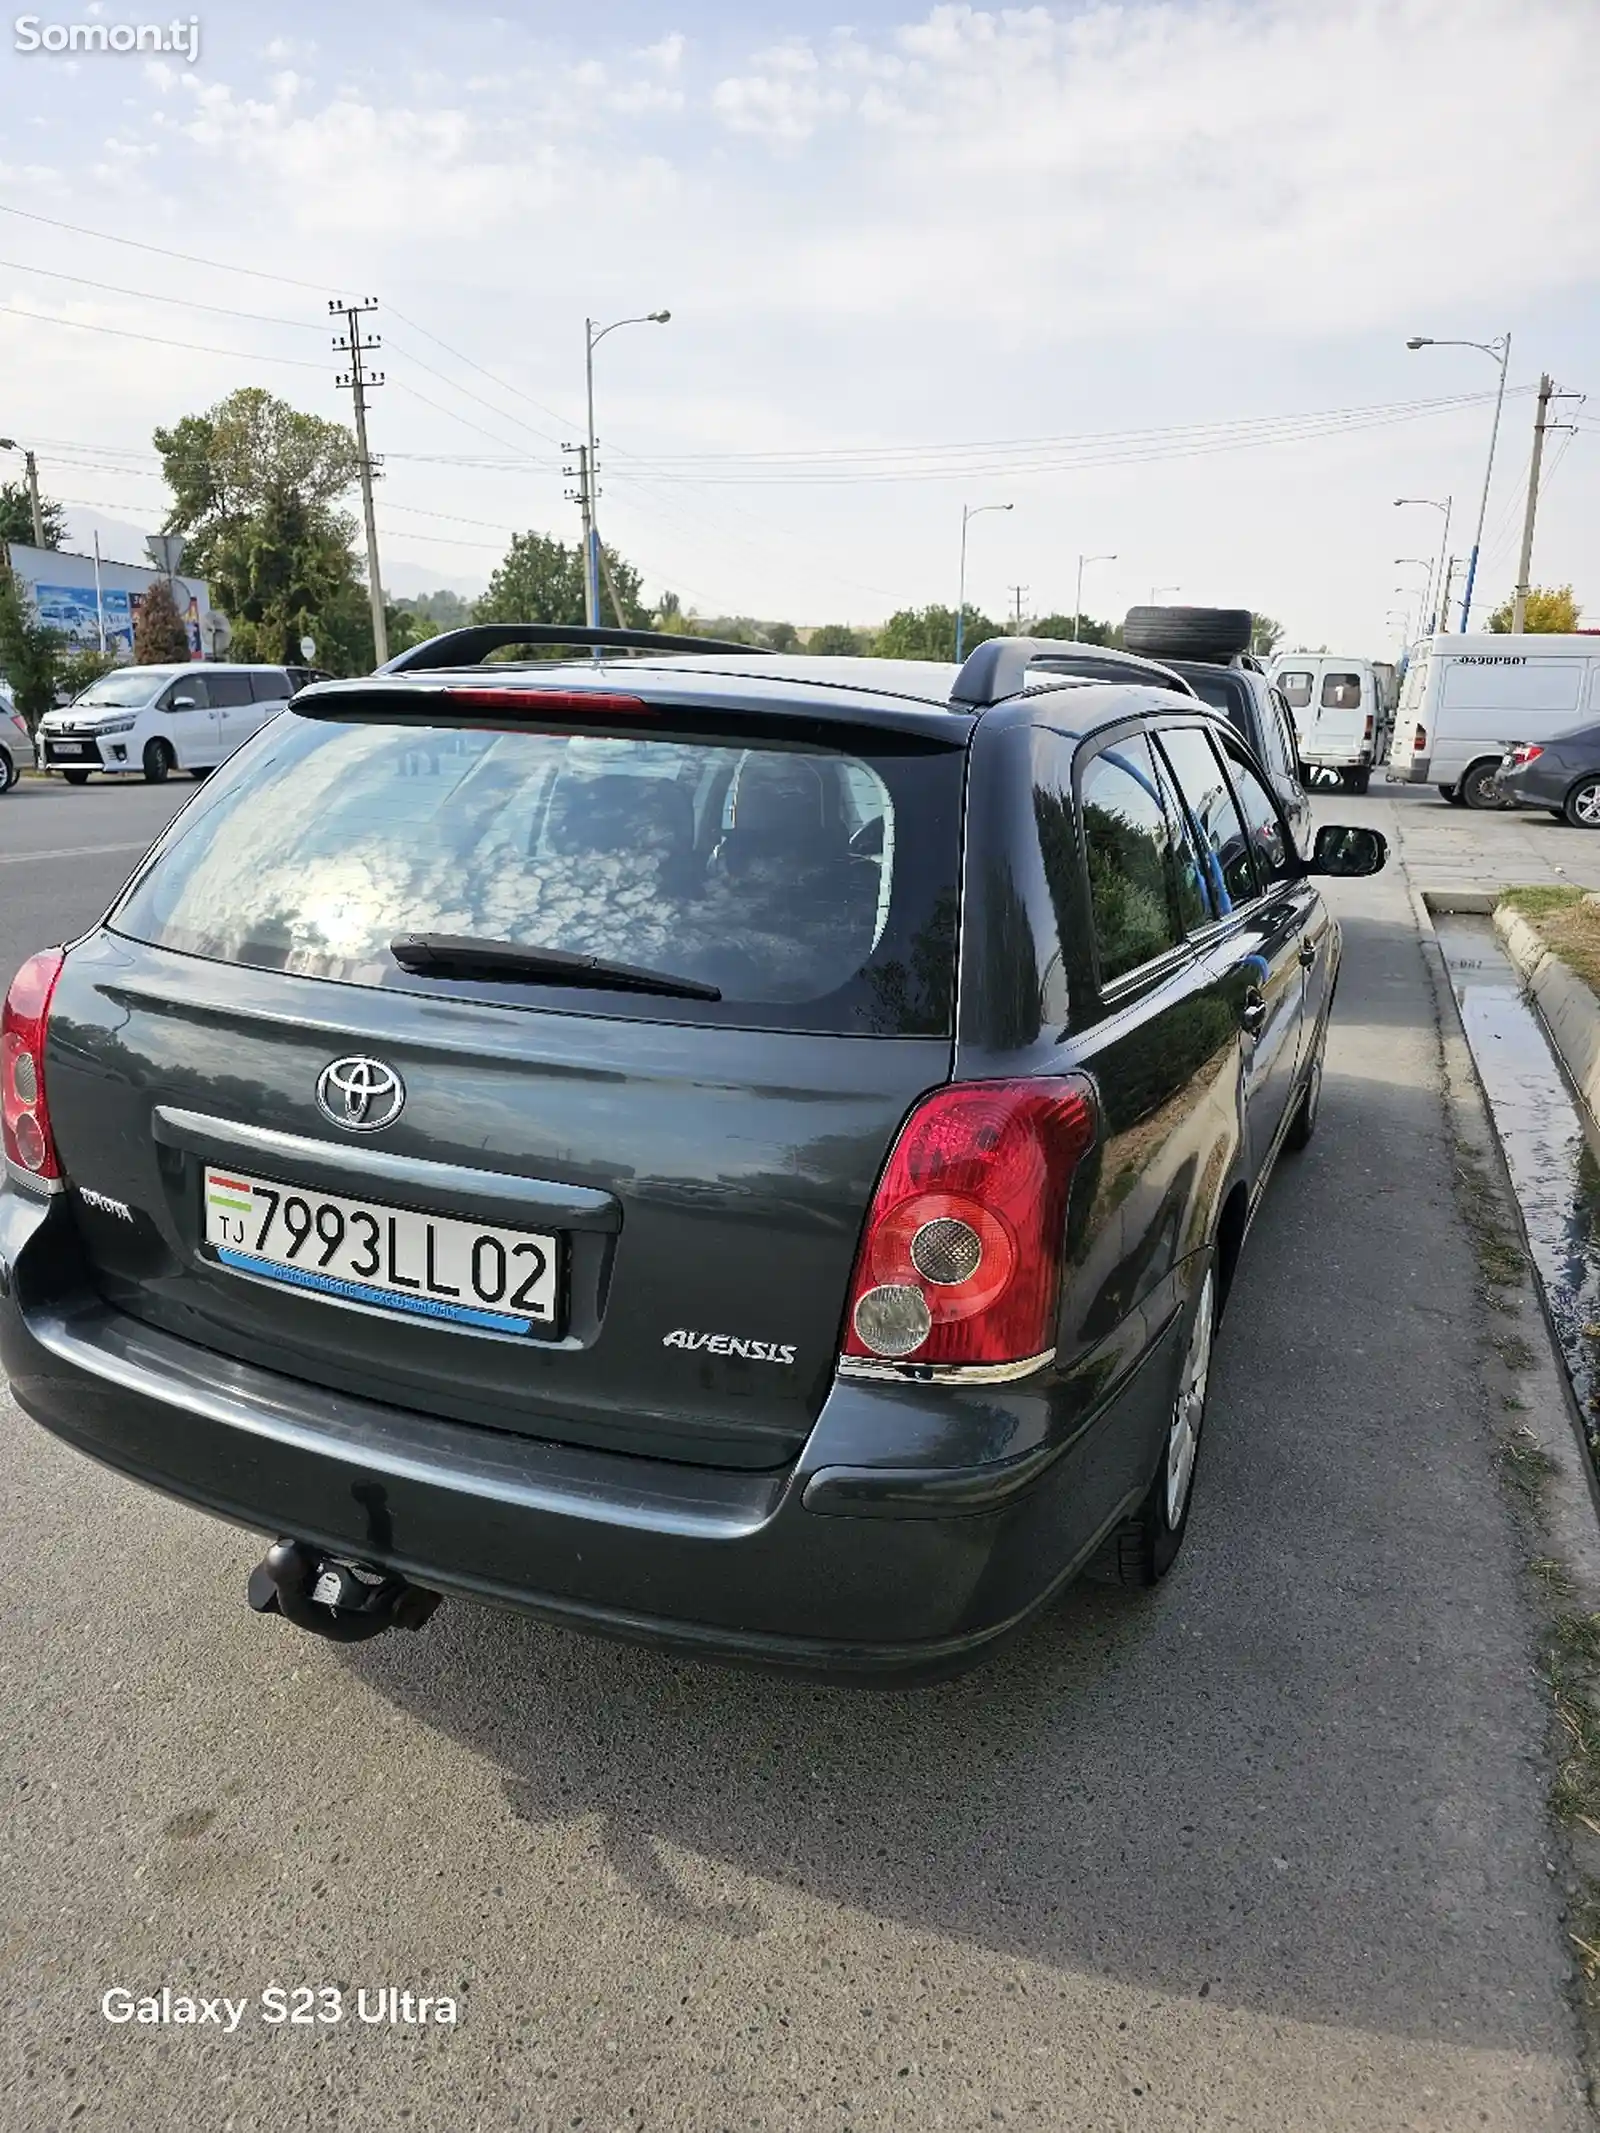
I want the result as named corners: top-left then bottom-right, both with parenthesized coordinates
top-left (203, 1165), bottom-right (559, 1335)
top-left (51, 743), bottom-right (92, 759)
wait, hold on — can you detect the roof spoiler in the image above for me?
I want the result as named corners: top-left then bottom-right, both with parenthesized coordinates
top-left (950, 636), bottom-right (1198, 708)
top-left (379, 624), bottom-right (773, 673)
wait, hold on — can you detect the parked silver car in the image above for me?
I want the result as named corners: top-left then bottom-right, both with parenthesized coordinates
top-left (0, 686), bottom-right (35, 792)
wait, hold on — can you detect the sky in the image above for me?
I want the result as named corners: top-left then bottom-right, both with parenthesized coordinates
top-left (0, 0), bottom-right (1595, 649)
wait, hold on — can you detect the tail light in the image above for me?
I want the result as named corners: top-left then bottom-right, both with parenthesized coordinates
top-left (2, 948), bottom-right (66, 1182)
top-left (1510, 744), bottom-right (1544, 767)
top-left (1413, 725), bottom-right (1427, 753)
top-left (1363, 715), bottom-right (1374, 741)
top-left (842, 1077), bottom-right (1098, 1370)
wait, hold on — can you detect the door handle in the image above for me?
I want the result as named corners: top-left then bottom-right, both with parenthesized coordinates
top-left (1298, 939), bottom-right (1317, 969)
top-left (1239, 987), bottom-right (1267, 1033)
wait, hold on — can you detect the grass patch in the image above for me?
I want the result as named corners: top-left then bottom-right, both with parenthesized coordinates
top-left (1499, 887), bottom-right (1600, 998)
top-left (1498, 1424), bottom-right (1557, 1521)
top-left (1454, 1141), bottom-right (1527, 1293)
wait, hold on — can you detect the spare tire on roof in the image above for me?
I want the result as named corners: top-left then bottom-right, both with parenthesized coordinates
top-left (1122, 605), bottom-right (1253, 663)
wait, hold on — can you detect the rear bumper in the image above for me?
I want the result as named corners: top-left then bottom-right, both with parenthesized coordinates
top-left (1498, 765), bottom-right (1568, 810)
top-left (1, 1183), bottom-right (1181, 1679)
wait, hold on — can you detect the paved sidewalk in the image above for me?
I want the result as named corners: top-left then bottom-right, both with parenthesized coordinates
top-left (1362, 778), bottom-right (1600, 897)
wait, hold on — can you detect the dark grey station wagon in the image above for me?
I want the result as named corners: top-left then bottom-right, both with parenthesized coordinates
top-left (0, 627), bottom-right (1384, 1676)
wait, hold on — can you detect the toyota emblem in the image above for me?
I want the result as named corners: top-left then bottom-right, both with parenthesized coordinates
top-left (316, 1056), bottom-right (405, 1133)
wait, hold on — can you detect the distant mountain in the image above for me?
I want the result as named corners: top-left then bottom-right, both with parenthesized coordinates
top-left (59, 509), bottom-right (166, 571)
top-left (382, 558), bottom-right (486, 602)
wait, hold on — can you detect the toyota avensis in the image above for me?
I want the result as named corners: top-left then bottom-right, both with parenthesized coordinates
top-left (0, 626), bottom-right (1385, 1677)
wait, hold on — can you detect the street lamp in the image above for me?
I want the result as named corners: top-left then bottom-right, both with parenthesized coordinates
top-left (0, 436), bottom-right (45, 547)
top-left (583, 309), bottom-right (671, 629)
top-left (956, 502), bottom-right (1012, 662)
top-left (1073, 552), bottom-right (1116, 641)
top-left (1150, 583), bottom-right (1181, 604)
top-left (1405, 332), bottom-right (1510, 630)
top-left (1395, 556), bottom-right (1435, 637)
top-left (1395, 496), bottom-right (1452, 635)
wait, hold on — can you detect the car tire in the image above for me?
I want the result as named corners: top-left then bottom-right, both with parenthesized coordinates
top-left (1096, 1268), bottom-right (1216, 1587)
top-left (1121, 605), bottom-right (1254, 664)
top-left (1344, 767), bottom-right (1371, 796)
top-left (1437, 784), bottom-right (1461, 804)
top-left (1564, 778), bottom-right (1600, 830)
top-left (1460, 758), bottom-right (1508, 811)
top-left (62, 768), bottom-right (91, 785)
top-left (0, 748), bottom-right (15, 794)
top-left (142, 738), bottom-right (175, 785)
top-left (189, 767), bottom-right (210, 781)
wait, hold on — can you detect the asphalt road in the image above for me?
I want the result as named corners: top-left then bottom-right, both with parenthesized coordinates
top-left (0, 777), bottom-right (1592, 2130)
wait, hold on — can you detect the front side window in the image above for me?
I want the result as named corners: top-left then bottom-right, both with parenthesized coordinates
top-left (111, 712), bottom-right (962, 1036)
top-left (1216, 734), bottom-right (1293, 884)
top-left (1277, 669), bottom-right (1314, 711)
top-left (1077, 737), bottom-right (1184, 983)
top-left (162, 676), bottom-right (208, 711)
top-left (1155, 725), bottom-right (1256, 912)
top-left (1321, 671), bottom-right (1363, 710)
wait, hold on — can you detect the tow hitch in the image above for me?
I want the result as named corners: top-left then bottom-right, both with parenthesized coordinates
top-left (246, 1539), bottom-right (442, 1643)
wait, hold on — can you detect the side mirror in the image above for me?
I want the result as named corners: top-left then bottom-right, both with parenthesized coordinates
top-left (1307, 824), bottom-right (1387, 878)
top-left (170, 695), bottom-right (198, 710)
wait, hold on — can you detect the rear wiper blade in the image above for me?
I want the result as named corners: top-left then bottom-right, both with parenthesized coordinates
top-left (389, 932), bottom-right (721, 1001)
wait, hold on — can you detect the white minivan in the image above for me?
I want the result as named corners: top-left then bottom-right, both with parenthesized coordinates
top-left (1269, 653), bottom-right (1391, 793)
top-left (36, 664), bottom-right (298, 785)
top-left (1386, 634), bottom-right (1600, 810)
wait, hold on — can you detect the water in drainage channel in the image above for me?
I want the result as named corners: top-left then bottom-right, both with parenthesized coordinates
top-left (1436, 911), bottom-right (1600, 1462)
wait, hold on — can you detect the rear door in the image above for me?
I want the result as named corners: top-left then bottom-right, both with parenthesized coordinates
top-left (44, 694), bottom-right (967, 1471)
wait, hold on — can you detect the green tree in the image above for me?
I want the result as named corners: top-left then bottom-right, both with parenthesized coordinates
top-left (56, 645), bottom-right (119, 699)
top-left (395, 588), bottom-right (474, 632)
top-left (153, 388), bottom-right (368, 672)
top-left (0, 480), bottom-right (67, 550)
top-left (763, 620), bottom-right (800, 652)
top-left (133, 578), bottom-right (192, 664)
top-left (872, 604), bottom-right (1000, 661)
top-left (806, 623), bottom-right (866, 656)
top-left (1030, 613), bottom-right (1118, 646)
top-left (475, 531), bottom-right (649, 644)
top-left (1251, 613), bottom-right (1285, 656)
top-left (0, 568), bottom-right (62, 726)
top-left (1488, 585), bottom-right (1582, 634)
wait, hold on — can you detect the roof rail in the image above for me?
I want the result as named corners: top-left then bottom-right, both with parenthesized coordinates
top-left (949, 636), bottom-right (1198, 708)
top-left (379, 624), bottom-right (775, 674)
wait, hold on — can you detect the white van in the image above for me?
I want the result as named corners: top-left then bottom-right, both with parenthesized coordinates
top-left (1268, 653), bottom-right (1390, 793)
top-left (36, 663), bottom-right (298, 785)
top-left (1387, 634), bottom-right (1600, 809)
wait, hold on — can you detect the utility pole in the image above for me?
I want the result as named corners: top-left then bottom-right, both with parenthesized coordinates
top-left (1511, 375), bottom-right (1583, 635)
top-left (331, 297), bottom-right (388, 668)
top-left (0, 439), bottom-right (45, 545)
top-left (564, 441), bottom-right (596, 628)
top-left (1008, 585), bottom-right (1028, 631)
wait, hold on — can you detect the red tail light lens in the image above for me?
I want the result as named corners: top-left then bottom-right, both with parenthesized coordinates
top-left (842, 1077), bottom-right (1098, 1369)
top-left (2, 948), bottom-right (65, 1180)
top-left (1413, 725), bottom-right (1427, 752)
top-left (1363, 714), bottom-right (1374, 741)
top-left (438, 688), bottom-right (650, 716)
top-left (1510, 744), bottom-right (1544, 766)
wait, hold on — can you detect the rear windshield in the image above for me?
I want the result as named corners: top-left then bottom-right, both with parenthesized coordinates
top-left (111, 711), bottom-right (963, 1036)
top-left (1321, 672), bottom-right (1362, 709)
top-left (1277, 669), bottom-right (1314, 710)
top-left (1179, 670), bottom-right (1250, 736)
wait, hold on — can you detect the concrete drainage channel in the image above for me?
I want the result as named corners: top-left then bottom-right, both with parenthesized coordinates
top-left (1432, 899), bottom-right (1600, 1464)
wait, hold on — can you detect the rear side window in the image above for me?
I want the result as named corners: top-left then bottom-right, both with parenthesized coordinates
top-left (205, 671), bottom-right (255, 708)
top-left (251, 669), bottom-right (292, 702)
top-left (1278, 670), bottom-right (1314, 710)
top-left (1321, 672), bottom-right (1363, 710)
top-left (1156, 725), bottom-right (1256, 913)
top-left (111, 713), bottom-right (962, 1037)
top-left (1077, 738), bottom-right (1185, 983)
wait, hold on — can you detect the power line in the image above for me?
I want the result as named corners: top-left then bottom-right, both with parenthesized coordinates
top-left (0, 199), bottom-right (329, 291)
top-left (0, 255), bottom-right (322, 330)
top-left (0, 300), bottom-right (327, 368)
